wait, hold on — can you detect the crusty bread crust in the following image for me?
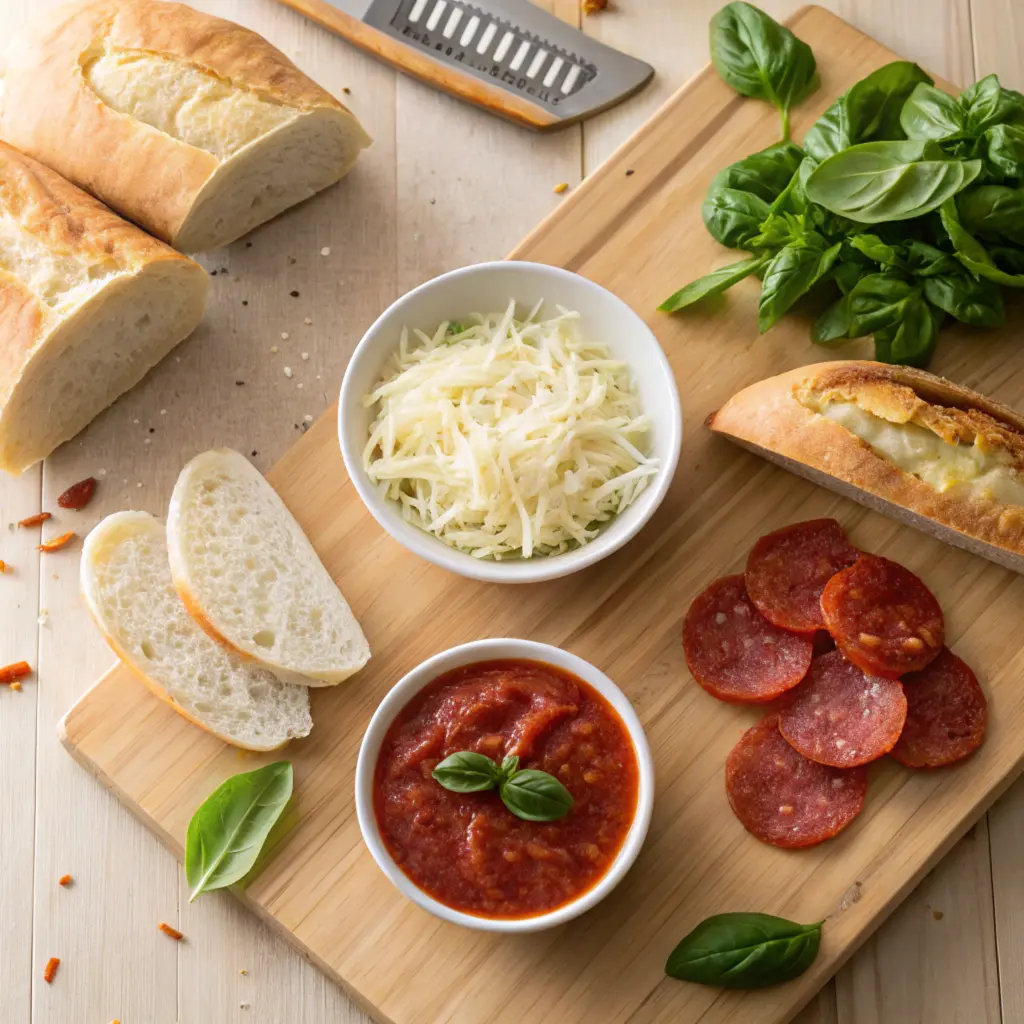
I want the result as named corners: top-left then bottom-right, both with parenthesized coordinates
top-left (708, 360), bottom-right (1024, 573)
top-left (0, 0), bottom-right (369, 247)
top-left (0, 141), bottom-right (207, 473)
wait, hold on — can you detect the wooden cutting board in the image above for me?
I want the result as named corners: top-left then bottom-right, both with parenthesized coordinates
top-left (60, 7), bottom-right (1024, 1022)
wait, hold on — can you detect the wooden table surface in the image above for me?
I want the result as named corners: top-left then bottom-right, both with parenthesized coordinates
top-left (2, 1), bottom-right (1022, 1022)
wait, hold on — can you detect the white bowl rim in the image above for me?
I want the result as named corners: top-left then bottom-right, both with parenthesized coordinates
top-left (338, 260), bottom-right (682, 584)
top-left (354, 638), bottom-right (656, 934)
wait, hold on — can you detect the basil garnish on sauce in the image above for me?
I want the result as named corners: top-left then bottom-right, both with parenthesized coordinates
top-left (432, 751), bottom-right (573, 822)
top-left (185, 760), bottom-right (293, 902)
top-left (666, 912), bottom-right (823, 989)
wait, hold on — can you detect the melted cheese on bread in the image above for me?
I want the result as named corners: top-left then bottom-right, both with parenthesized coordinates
top-left (808, 398), bottom-right (1024, 506)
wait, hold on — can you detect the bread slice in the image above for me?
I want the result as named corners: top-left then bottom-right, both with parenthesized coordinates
top-left (709, 360), bottom-right (1024, 574)
top-left (0, 141), bottom-right (208, 475)
top-left (167, 449), bottom-right (370, 686)
top-left (0, 0), bottom-right (372, 252)
top-left (81, 511), bottom-right (312, 751)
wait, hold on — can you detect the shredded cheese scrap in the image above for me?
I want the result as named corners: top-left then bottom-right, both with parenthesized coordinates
top-left (362, 300), bottom-right (659, 559)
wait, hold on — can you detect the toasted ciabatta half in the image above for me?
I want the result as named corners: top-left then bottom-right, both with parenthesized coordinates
top-left (0, 142), bottom-right (208, 475)
top-left (709, 360), bottom-right (1024, 574)
top-left (82, 511), bottom-right (312, 751)
top-left (167, 449), bottom-right (370, 687)
top-left (0, 0), bottom-right (371, 252)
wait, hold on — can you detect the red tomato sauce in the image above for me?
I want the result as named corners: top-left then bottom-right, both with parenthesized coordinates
top-left (373, 659), bottom-right (639, 918)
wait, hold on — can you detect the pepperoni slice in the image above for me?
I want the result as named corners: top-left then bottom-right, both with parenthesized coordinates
top-left (778, 651), bottom-right (907, 767)
top-left (891, 648), bottom-right (987, 768)
top-left (820, 555), bottom-right (944, 678)
top-left (725, 716), bottom-right (867, 848)
top-left (683, 575), bottom-right (813, 703)
top-left (745, 519), bottom-right (858, 633)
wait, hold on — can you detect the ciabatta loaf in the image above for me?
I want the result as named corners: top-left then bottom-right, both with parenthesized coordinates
top-left (0, 142), bottom-right (208, 475)
top-left (167, 449), bottom-right (370, 687)
top-left (0, 0), bottom-right (371, 252)
top-left (709, 360), bottom-right (1024, 574)
top-left (82, 511), bottom-right (312, 751)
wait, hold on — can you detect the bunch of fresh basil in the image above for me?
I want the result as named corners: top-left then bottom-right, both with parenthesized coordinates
top-left (662, 1), bottom-right (1024, 367)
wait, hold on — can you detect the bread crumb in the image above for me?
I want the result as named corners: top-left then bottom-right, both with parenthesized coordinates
top-left (144, 438), bottom-right (151, 445)
top-left (133, 419), bottom-right (139, 425)
top-left (270, 345), bottom-right (278, 354)
top-left (301, 352), bottom-right (309, 361)
top-left (10, 681), bottom-right (21, 692)
top-left (98, 468), bottom-right (107, 477)
top-left (239, 968), bottom-right (248, 975)
top-left (283, 366), bottom-right (293, 378)
top-left (281, 332), bottom-right (289, 340)
top-left (136, 482), bottom-right (143, 489)
top-left (160, 409), bottom-right (167, 416)
top-left (38, 609), bottom-right (49, 627)
top-left (297, 382), bottom-right (304, 389)
top-left (303, 415), bottom-right (313, 423)
top-left (553, 182), bottom-right (569, 194)
top-left (582, 0), bottom-right (608, 11)
top-left (933, 909), bottom-right (944, 921)
top-left (320, 246), bottom-right (331, 256)
top-left (303, 317), bottom-right (312, 325)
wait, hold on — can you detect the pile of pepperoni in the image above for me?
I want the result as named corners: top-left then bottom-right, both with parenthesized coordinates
top-left (682, 519), bottom-right (988, 849)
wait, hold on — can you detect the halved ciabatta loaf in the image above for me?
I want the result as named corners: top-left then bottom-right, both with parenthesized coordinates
top-left (167, 449), bottom-right (371, 687)
top-left (82, 511), bottom-right (312, 751)
top-left (0, 0), bottom-right (371, 252)
top-left (0, 141), bottom-right (208, 475)
top-left (708, 360), bottom-right (1024, 574)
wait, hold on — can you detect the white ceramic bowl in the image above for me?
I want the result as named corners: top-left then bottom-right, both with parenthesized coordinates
top-left (338, 260), bottom-right (682, 583)
top-left (354, 638), bottom-right (655, 933)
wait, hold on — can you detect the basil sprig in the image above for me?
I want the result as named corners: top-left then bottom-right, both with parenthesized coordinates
top-left (432, 751), bottom-right (573, 822)
top-left (666, 912), bottom-right (823, 989)
top-left (185, 761), bottom-right (293, 902)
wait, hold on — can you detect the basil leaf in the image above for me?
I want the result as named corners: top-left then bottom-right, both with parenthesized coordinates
top-left (804, 61), bottom-right (933, 162)
top-left (904, 240), bottom-right (960, 277)
top-left (499, 769), bottom-right (573, 822)
top-left (983, 124), bottom-right (1024, 180)
top-left (805, 140), bottom-right (982, 223)
top-left (666, 912), bottom-right (823, 989)
top-left (847, 272), bottom-right (919, 335)
top-left (499, 754), bottom-right (520, 780)
top-left (185, 761), bottom-right (293, 902)
top-left (812, 293), bottom-right (854, 344)
top-left (875, 295), bottom-right (942, 366)
top-left (850, 233), bottom-right (906, 267)
top-left (702, 188), bottom-right (773, 248)
top-left (958, 185), bottom-right (1024, 245)
top-left (940, 198), bottom-right (1024, 286)
top-left (757, 239), bottom-right (842, 333)
top-left (707, 142), bottom-right (806, 203)
top-left (833, 257), bottom-right (867, 295)
top-left (432, 751), bottom-right (501, 792)
top-left (659, 255), bottom-right (766, 312)
top-left (900, 83), bottom-right (965, 141)
top-left (709, 2), bottom-right (818, 139)
top-left (960, 75), bottom-right (1024, 135)
top-left (923, 272), bottom-right (1004, 326)
top-left (746, 210), bottom-right (809, 250)
top-left (989, 245), bottom-right (1024, 274)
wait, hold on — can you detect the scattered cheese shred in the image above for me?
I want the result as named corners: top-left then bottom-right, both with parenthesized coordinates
top-left (363, 300), bottom-right (658, 559)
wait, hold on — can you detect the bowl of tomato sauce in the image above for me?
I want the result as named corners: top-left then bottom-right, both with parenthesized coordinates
top-left (355, 639), bottom-right (654, 932)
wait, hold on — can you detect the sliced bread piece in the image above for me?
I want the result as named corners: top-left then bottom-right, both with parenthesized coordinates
top-left (167, 449), bottom-right (370, 687)
top-left (82, 510), bottom-right (312, 750)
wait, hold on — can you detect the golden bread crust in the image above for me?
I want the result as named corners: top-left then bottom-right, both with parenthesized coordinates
top-left (708, 360), bottom-right (1024, 564)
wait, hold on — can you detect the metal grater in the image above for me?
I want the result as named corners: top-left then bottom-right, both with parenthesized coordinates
top-left (283, 0), bottom-right (654, 129)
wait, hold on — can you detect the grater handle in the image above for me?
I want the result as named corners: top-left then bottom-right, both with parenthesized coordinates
top-left (279, 0), bottom-right (560, 129)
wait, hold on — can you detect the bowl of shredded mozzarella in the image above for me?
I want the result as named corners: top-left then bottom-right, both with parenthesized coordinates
top-left (339, 261), bottom-right (681, 583)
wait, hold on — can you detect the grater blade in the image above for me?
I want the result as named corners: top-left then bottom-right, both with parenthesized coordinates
top-left (315, 0), bottom-right (654, 128)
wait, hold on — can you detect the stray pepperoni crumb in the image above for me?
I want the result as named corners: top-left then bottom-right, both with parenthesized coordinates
top-left (57, 477), bottom-right (97, 510)
top-left (158, 922), bottom-right (183, 941)
top-left (0, 560), bottom-right (7, 573)
top-left (37, 531), bottom-right (76, 553)
top-left (58, 874), bottom-right (72, 887)
top-left (0, 661), bottom-right (31, 685)
top-left (582, 0), bottom-right (608, 12)
top-left (18, 512), bottom-right (51, 528)
top-left (43, 957), bottom-right (60, 984)
top-left (553, 182), bottom-right (569, 194)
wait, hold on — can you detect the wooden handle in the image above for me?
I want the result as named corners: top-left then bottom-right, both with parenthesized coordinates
top-left (280, 0), bottom-right (560, 130)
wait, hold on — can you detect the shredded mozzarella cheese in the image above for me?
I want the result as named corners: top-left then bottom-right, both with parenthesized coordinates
top-left (362, 300), bottom-right (659, 559)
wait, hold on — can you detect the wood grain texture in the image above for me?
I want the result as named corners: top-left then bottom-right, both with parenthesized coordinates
top-left (57, 9), bottom-right (1024, 1023)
